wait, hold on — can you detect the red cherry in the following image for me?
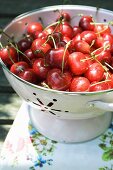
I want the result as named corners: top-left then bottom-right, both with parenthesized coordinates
top-left (92, 48), bottom-right (112, 64)
top-left (68, 52), bottom-right (89, 75)
top-left (70, 77), bottom-right (90, 92)
top-left (46, 68), bottom-right (72, 91)
top-left (79, 15), bottom-right (94, 31)
top-left (74, 40), bottom-right (90, 54)
top-left (94, 24), bottom-right (111, 35)
top-left (57, 22), bottom-right (74, 39)
top-left (10, 61), bottom-right (29, 75)
top-left (80, 31), bottom-right (97, 45)
top-left (33, 58), bottom-right (50, 81)
top-left (89, 81), bottom-right (110, 92)
top-left (19, 69), bottom-right (37, 83)
top-left (45, 47), bottom-right (69, 70)
top-left (62, 36), bottom-right (71, 43)
top-left (56, 12), bottom-right (71, 22)
top-left (85, 62), bottom-right (105, 82)
top-left (73, 26), bottom-right (82, 36)
top-left (27, 22), bottom-right (43, 36)
top-left (0, 46), bottom-right (17, 66)
top-left (31, 38), bottom-right (51, 58)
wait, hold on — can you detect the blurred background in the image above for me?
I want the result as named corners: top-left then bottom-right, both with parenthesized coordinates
top-left (0, 0), bottom-right (113, 152)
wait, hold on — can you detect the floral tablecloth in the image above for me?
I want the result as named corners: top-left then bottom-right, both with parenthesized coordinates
top-left (0, 102), bottom-right (113, 170)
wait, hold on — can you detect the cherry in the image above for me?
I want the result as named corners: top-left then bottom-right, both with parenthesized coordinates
top-left (33, 30), bottom-right (43, 39)
top-left (27, 22), bottom-right (43, 36)
top-left (47, 32), bottom-right (62, 47)
top-left (10, 61), bottom-right (29, 75)
top-left (45, 47), bottom-right (69, 70)
top-left (18, 69), bottom-right (37, 83)
top-left (0, 46), bottom-right (17, 66)
top-left (95, 34), bottom-right (113, 50)
top-left (79, 15), bottom-right (94, 31)
top-left (73, 26), bottom-right (82, 36)
top-left (94, 24), bottom-right (111, 36)
top-left (73, 40), bottom-right (90, 54)
top-left (80, 31), bottom-right (97, 45)
top-left (92, 48), bottom-right (112, 64)
top-left (62, 36), bottom-right (71, 43)
top-left (56, 41), bottom-right (66, 48)
top-left (57, 22), bottom-right (74, 39)
top-left (44, 26), bottom-right (55, 36)
top-left (17, 38), bottom-right (32, 52)
top-left (89, 81), bottom-right (110, 92)
top-left (31, 38), bottom-right (51, 58)
top-left (23, 49), bottom-right (36, 64)
top-left (85, 62), bottom-right (105, 82)
top-left (56, 12), bottom-right (71, 22)
top-left (33, 58), bottom-right (50, 81)
top-left (68, 52), bottom-right (89, 75)
top-left (46, 68), bottom-right (72, 91)
top-left (70, 77), bottom-right (90, 92)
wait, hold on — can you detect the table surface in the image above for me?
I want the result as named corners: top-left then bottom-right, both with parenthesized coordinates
top-left (1, 0), bottom-right (113, 153)
top-left (0, 102), bottom-right (113, 170)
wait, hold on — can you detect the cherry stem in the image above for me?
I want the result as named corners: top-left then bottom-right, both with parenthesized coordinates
top-left (44, 21), bottom-right (60, 31)
top-left (105, 62), bottom-right (113, 70)
top-left (7, 47), bottom-right (15, 64)
top-left (48, 35), bottom-right (57, 49)
top-left (90, 79), bottom-right (111, 87)
top-left (9, 41), bottom-right (31, 63)
top-left (61, 40), bottom-right (72, 74)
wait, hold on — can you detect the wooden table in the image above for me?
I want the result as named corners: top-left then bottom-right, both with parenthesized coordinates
top-left (0, 0), bottom-right (113, 152)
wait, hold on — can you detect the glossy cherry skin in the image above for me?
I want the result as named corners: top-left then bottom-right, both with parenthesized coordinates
top-left (10, 61), bottom-right (29, 75)
top-left (46, 68), bottom-right (72, 91)
top-left (73, 40), bottom-right (90, 54)
top-left (56, 12), bottom-right (71, 22)
top-left (85, 62), bottom-right (105, 82)
top-left (33, 58), bottom-right (50, 81)
top-left (17, 38), bottom-right (32, 52)
top-left (70, 77), bottom-right (90, 92)
top-left (92, 48), bottom-right (112, 64)
top-left (89, 81), bottom-right (110, 92)
top-left (57, 22), bottom-right (74, 39)
top-left (94, 24), bottom-right (111, 36)
top-left (27, 22), bottom-right (43, 36)
top-left (18, 69), bottom-right (37, 84)
top-left (22, 48), bottom-right (36, 65)
top-left (73, 26), bottom-right (82, 36)
top-left (80, 31), bottom-right (97, 45)
top-left (31, 38), bottom-right (51, 58)
top-left (68, 52), bottom-right (89, 75)
top-left (46, 47), bottom-right (69, 70)
top-left (0, 46), bottom-right (17, 66)
top-left (79, 15), bottom-right (94, 31)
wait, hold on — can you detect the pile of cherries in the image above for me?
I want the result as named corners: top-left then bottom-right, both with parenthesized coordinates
top-left (1, 11), bottom-right (113, 92)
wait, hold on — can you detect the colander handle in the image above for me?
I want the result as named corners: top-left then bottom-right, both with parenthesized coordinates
top-left (88, 100), bottom-right (113, 111)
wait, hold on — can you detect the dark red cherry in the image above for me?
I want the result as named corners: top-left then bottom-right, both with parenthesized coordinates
top-left (33, 58), bottom-right (50, 81)
top-left (19, 69), bottom-right (37, 83)
top-left (45, 47), bottom-right (69, 70)
top-left (79, 15), bottom-right (94, 31)
top-left (46, 68), bottom-right (72, 91)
